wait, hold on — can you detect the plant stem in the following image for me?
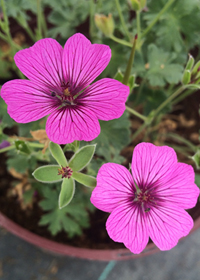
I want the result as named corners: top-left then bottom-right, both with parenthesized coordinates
top-left (0, 145), bottom-right (15, 153)
top-left (132, 122), bottom-right (148, 141)
top-left (163, 133), bottom-right (197, 152)
top-left (0, 0), bottom-right (21, 51)
top-left (153, 85), bottom-right (186, 117)
top-left (29, 142), bottom-right (45, 148)
top-left (172, 88), bottom-right (197, 105)
top-left (136, 11), bottom-right (141, 45)
top-left (123, 35), bottom-right (137, 85)
top-left (89, 0), bottom-right (96, 41)
top-left (126, 105), bottom-right (147, 121)
top-left (115, 0), bottom-right (130, 40)
top-left (141, 0), bottom-right (175, 38)
top-left (109, 34), bottom-right (132, 47)
top-left (37, 0), bottom-right (43, 39)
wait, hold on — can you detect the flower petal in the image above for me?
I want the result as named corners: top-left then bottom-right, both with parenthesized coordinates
top-left (62, 33), bottom-right (111, 93)
top-left (14, 38), bottom-right (63, 88)
top-left (156, 163), bottom-right (199, 209)
top-left (1, 80), bottom-right (55, 123)
top-left (90, 163), bottom-right (134, 212)
top-left (46, 106), bottom-right (100, 144)
top-left (131, 143), bottom-right (177, 188)
top-left (77, 78), bottom-right (129, 120)
top-left (106, 203), bottom-right (149, 254)
top-left (148, 204), bottom-right (194, 250)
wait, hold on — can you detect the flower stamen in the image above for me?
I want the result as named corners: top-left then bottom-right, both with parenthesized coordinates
top-left (58, 166), bottom-right (73, 179)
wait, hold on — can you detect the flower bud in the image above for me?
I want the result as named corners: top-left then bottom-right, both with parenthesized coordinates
top-left (185, 54), bottom-right (194, 71)
top-left (95, 14), bottom-right (114, 37)
top-left (182, 70), bottom-right (191, 85)
top-left (129, 0), bottom-right (146, 11)
top-left (191, 60), bottom-right (200, 77)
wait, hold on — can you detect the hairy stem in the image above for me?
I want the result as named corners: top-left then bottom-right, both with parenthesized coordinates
top-left (126, 105), bottom-right (147, 121)
top-left (115, 0), bottom-right (130, 40)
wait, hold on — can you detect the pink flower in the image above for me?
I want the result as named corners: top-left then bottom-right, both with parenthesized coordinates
top-left (0, 33), bottom-right (129, 144)
top-left (91, 142), bottom-right (200, 254)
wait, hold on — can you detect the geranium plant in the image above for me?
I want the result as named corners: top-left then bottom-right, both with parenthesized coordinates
top-left (0, 0), bottom-right (200, 254)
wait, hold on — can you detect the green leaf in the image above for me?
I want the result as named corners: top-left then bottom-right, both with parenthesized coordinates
top-left (39, 184), bottom-right (94, 236)
top-left (72, 171), bottom-right (96, 188)
top-left (192, 149), bottom-right (200, 169)
top-left (33, 165), bottom-right (62, 183)
top-left (114, 69), bottom-right (124, 82)
top-left (143, 0), bottom-right (200, 52)
top-left (46, 0), bottom-right (89, 39)
top-left (145, 44), bottom-right (183, 87)
top-left (69, 144), bottom-right (96, 172)
top-left (7, 152), bottom-right (37, 173)
top-left (49, 142), bottom-right (68, 166)
top-left (195, 174), bottom-right (200, 189)
top-left (14, 140), bottom-right (31, 154)
top-left (141, 86), bottom-right (171, 116)
top-left (91, 112), bottom-right (131, 162)
top-left (59, 178), bottom-right (75, 209)
top-left (0, 98), bottom-right (15, 128)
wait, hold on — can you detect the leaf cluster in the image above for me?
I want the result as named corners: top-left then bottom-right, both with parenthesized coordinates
top-left (39, 184), bottom-right (94, 237)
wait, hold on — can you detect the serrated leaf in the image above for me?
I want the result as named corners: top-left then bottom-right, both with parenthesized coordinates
top-left (49, 142), bottom-right (68, 166)
top-left (33, 165), bottom-right (62, 183)
top-left (7, 152), bottom-right (37, 173)
top-left (72, 171), bottom-right (96, 188)
top-left (59, 178), bottom-right (75, 209)
top-left (143, 0), bottom-right (200, 51)
top-left (39, 185), bottom-right (93, 236)
top-left (69, 145), bottom-right (96, 172)
top-left (146, 44), bottom-right (183, 86)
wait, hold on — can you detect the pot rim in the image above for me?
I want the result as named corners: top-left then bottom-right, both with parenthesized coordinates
top-left (0, 211), bottom-right (200, 261)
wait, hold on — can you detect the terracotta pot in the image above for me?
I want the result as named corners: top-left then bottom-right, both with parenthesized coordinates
top-left (0, 207), bottom-right (200, 261)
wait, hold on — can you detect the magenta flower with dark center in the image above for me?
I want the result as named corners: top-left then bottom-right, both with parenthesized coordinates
top-left (0, 33), bottom-right (129, 144)
top-left (91, 142), bottom-right (200, 254)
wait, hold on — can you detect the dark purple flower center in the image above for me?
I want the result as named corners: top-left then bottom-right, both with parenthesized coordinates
top-left (134, 187), bottom-right (154, 213)
top-left (58, 166), bottom-right (73, 179)
top-left (50, 81), bottom-right (77, 106)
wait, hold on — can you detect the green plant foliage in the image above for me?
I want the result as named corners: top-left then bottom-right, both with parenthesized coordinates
top-left (5, 0), bottom-right (37, 20)
top-left (46, 0), bottom-right (89, 39)
top-left (59, 178), bottom-right (75, 209)
top-left (7, 151), bottom-right (37, 173)
top-left (0, 97), bottom-right (15, 128)
top-left (69, 145), bottom-right (96, 172)
top-left (195, 174), bottom-right (200, 189)
top-left (33, 165), bottom-right (62, 183)
top-left (39, 185), bottom-right (93, 237)
top-left (91, 112), bottom-right (131, 162)
top-left (138, 86), bottom-right (171, 116)
top-left (192, 149), bottom-right (200, 169)
top-left (49, 142), bottom-right (68, 166)
top-left (72, 172), bottom-right (96, 188)
top-left (144, 0), bottom-right (200, 52)
top-left (145, 44), bottom-right (183, 87)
